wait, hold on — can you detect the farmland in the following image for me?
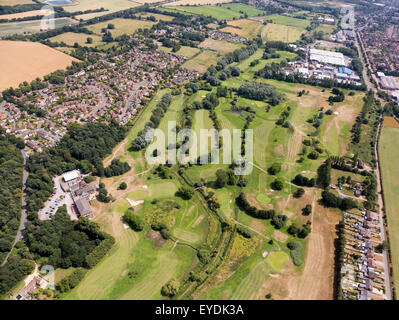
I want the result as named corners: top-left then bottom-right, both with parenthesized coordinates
top-left (0, 17), bottom-right (75, 37)
top-left (199, 38), bottom-right (244, 55)
top-left (172, 5), bottom-right (243, 20)
top-left (379, 126), bottom-right (399, 289)
top-left (0, 40), bottom-right (78, 91)
top-left (62, 0), bottom-right (140, 13)
top-left (221, 19), bottom-right (264, 39)
top-left (0, 9), bottom-right (51, 20)
top-left (49, 32), bottom-right (103, 47)
top-left (87, 18), bottom-right (155, 37)
top-left (182, 50), bottom-right (219, 73)
top-left (261, 23), bottom-right (304, 42)
top-left (167, 0), bottom-right (232, 6)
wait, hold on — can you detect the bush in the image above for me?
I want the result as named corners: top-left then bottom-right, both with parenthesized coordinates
top-left (161, 278), bottom-right (180, 297)
top-left (271, 179), bottom-right (284, 191)
top-left (303, 204), bottom-right (312, 215)
top-left (124, 208), bottom-right (145, 231)
top-left (287, 241), bottom-right (303, 266)
top-left (268, 163), bottom-right (281, 175)
top-left (175, 186), bottom-right (193, 200)
top-left (119, 182), bottom-right (127, 190)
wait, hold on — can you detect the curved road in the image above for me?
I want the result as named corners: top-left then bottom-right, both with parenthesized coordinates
top-left (1, 150), bottom-right (28, 267)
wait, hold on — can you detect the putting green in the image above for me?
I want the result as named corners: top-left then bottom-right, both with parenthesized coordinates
top-left (266, 251), bottom-right (288, 271)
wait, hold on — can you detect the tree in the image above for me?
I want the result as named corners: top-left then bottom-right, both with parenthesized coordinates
top-left (271, 179), bottom-right (284, 191)
top-left (161, 278), bottom-right (180, 297)
top-left (175, 186), bottom-right (193, 200)
top-left (119, 182), bottom-right (127, 190)
top-left (124, 208), bottom-right (145, 231)
top-left (215, 169), bottom-right (228, 188)
top-left (303, 204), bottom-right (312, 215)
top-left (293, 188), bottom-right (305, 198)
top-left (86, 37), bottom-right (93, 44)
top-left (268, 163), bottom-right (281, 175)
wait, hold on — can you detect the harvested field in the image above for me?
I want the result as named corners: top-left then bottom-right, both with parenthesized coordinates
top-left (0, 0), bottom-right (34, 4)
top-left (0, 40), bottom-right (78, 91)
top-left (383, 116), bottom-right (399, 128)
top-left (222, 19), bottom-right (264, 39)
top-left (87, 18), bottom-right (155, 37)
top-left (0, 17), bottom-right (75, 36)
top-left (182, 50), bottom-right (218, 73)
top-left (63, 0), bottom-right (139, 13)
top-left (261, 23), bottom-right (303, 42)
top-left (199, 38), bottom-right (243, 55)
top-left (0, 9), bottom-right (51, 20)
top-left (49, 32), bottom-right (102, 47)
top-left (167, 0), bottom-right (232, 6)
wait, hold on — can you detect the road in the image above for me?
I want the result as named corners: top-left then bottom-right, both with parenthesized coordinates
top-left (355, 31), bottom-right (392, 299)
top-left (1, 150), bottom-right (28, 267)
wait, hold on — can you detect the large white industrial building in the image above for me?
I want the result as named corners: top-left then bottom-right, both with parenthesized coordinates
top-left (309, 48), bottom-right (346, 66)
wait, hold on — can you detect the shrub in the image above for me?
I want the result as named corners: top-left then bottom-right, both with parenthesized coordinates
top-left (119, 182), bottom-right (127, 190)
top-left (161, 278), bottom-right (180, 297)
top-left (124, 208), bottom-right (145, 231)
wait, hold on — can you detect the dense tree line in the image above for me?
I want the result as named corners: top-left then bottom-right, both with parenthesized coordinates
top-left (24, 206), bottom-right (114, 269)
top-left (0, 130), bottom-right (24, 264)
top-left (236, 192), bottom-right (277, 221)
top-left (317, 159), bottom-right (332, 189)
top-left (0, 243), bottom-right (35, 296)
top-left (321, 190), bottom-right (358, 210)
top-left (25, 122), bottom-right (127, 220)
top-left (56, 268), bottom-right (86, 293)
top-left (237, 83), bottom-right (284, 106)
top-left (131, 93), bottom-right (172, 151)
top-left (104, 159), bottom-right (131, 177)
top-left (217, 44), bottom-right (258, 69)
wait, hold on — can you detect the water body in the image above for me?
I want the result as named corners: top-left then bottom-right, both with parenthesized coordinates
top-left (44, 0), bottom-right (73, 5)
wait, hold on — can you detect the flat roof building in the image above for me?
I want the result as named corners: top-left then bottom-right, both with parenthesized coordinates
top-left (63, 170), bottom-right (79, 182)
top-left (309, 48), bottom-right (346, 66)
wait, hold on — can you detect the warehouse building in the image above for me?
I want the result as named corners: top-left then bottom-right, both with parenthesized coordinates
top-left (309, 48), bottom-right (346, 66)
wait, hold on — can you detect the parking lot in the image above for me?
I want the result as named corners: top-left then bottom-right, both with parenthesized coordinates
top-left (38, 175), bottom-right (77, 221)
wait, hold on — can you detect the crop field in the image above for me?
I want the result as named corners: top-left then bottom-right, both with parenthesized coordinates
top-left (136, 12), bottom-right (175, 22)
top-left (261, 23), bottom-right (304, 42)
top-left (220, 3), bottom-right (265, 16)
top-left (0, 0), bottom-right (34, 4)
top-left (0, 9), bottom-right (51, 20)
top-left (262, 14), bottom-right (311, 29)
top-left (49, 32), bottom-right (103, 47)
top-left (62, 0), bottom-right (140, 13)
top-left (379, 126), bottom-right (399, 289)
top-left (199, 38), bottom-right (244, 55)
top-left (87, 18), bottom-right (155, 37)
top-left (167, 0), bottom-right (232, 6)
top-left (221, 19), bottom-right (264, 39)
top-left (173, 5), bottom-right (243, 20)
top-left (0, 40), bottom-right (78, 91)
top-left (182, 50), bottom-right (219, 73)
top-left (0, 17), bottom-right (75, 37)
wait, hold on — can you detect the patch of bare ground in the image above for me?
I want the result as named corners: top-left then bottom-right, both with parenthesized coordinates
top-left (273, 144), bottom-right (285, 157)
top-left (273, 230), bottom-right (289, 242)
top-left (192, 215), bottom-right (204, 227)
top-left (146, 229), bottom-right (166, 249)
top-left (250, 219), bottom-right (267, 234)
top-left (258, 191), bottom-right (341, 299)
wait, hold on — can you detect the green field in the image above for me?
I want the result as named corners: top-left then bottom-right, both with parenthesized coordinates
top-left (173, 5), bottom-right (243, 20)
top-left (182, 50), bottom-right (219, 73)
top-left (49, 32), bottom-right (103, 47)
top-left (0, 18), bottom-right (74, 36)
top-left (379, 126), bottom-right (399, 289)
top-left (220, 3), bottom-right (265, 16)
top-left (63, 0), bottom-right (139, 13)
top-left (87, 18), bottom-right (155, 37)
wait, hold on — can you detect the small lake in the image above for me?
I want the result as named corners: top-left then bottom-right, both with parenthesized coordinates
top-left (44, 0), bottom-right (74, 5)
